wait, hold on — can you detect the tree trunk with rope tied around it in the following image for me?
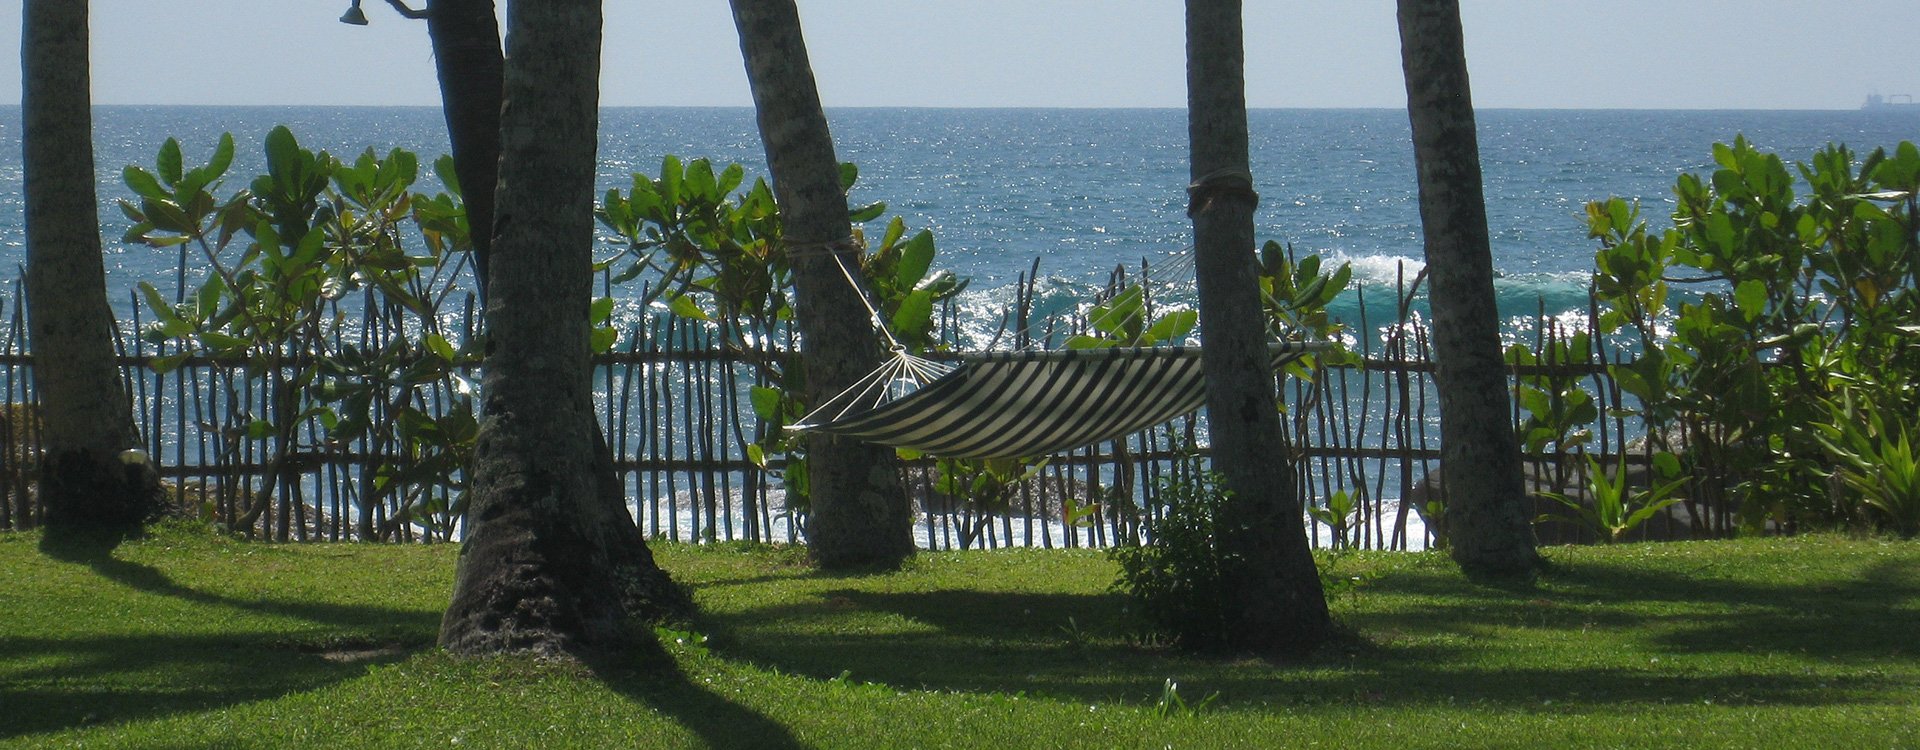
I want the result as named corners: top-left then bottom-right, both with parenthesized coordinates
top-left (1184, 0), bottom-right (1332, 655)
top-left (730, 0), bottom-right (913, 570)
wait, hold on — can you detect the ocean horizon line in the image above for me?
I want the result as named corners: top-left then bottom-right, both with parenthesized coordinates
top-left (0, 103), bottom-right (1896, 114)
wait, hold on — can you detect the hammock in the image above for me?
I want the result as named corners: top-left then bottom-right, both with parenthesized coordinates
top-left (786, 230), bottom-right (1330, 459)
top-left (794, 341), bottom-right (1328, 459)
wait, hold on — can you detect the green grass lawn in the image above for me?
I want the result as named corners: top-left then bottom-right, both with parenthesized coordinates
top-left (2, 524), bottom-right (1916, 749)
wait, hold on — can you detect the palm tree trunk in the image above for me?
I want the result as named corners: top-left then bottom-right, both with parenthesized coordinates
top-left (730, 0), bottom-right (912, 570)
top-left (1185, 0), bottom-right (1331, 654)
top-left (22, 0), bottom-right (159, 538)
top-left (424, 0), bottom-right (502, 295)
top-left (439, 0), bottom-right (684, 657)
top-left (1396, 0), bottom-right (1539, 577)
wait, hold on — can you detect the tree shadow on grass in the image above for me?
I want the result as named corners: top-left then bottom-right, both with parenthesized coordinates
top-left (0, 632), bottom-right (399, 739)
top-left (694, 555), bottom-right (1919, 710)
top-left (1356, 554), bottom-right (1920, 661)
top-left (1, 536), bottom-right (438, 740)
top-left (585, 644), bottom-right (809, 750)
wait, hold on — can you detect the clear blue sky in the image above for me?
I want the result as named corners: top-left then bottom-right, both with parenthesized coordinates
top-left (3, 0), bottom-right (1916, 110)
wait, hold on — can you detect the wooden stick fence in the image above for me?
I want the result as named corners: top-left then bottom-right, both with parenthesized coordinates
top-left (0, 271), bottom-right (1732, 549)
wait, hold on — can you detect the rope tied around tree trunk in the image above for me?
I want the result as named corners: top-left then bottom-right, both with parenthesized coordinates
top-left (1186, 167), bottom-right (1259, 218)
top-left (783, 235), bottom-right (904, 352)
top-left (783, 236), bottom-right (861, 258)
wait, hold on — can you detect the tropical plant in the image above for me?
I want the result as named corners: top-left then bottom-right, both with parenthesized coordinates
top-left (1538, 453), bottom-right (1687, 543)
top-left (1506, 330), bottom-right (1599, 457)
top-left (1257, 240), bottom-right (1356, 373)
top-left (123, 128), bottom-right (477, 539)
top-left (1814, 398), bottom-right (1920, 538)
top-left (1307, 488), bottom-right (1360, 549)
top-left (1586, 138), bottom-right (1920, 536)
top-left (1110, 470), bottom-right (1236, 649)
top-left (1064, 281), bottom-right (1198, 350)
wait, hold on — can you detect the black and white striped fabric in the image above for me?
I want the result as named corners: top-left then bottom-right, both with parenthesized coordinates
top-left (805, 342), bottom-right (1327, 459)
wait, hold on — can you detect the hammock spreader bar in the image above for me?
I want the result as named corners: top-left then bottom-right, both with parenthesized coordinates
top-left (795, 341), bottom-right (1329, 459)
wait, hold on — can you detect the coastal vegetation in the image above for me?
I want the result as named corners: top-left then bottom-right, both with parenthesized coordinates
top-left (1585, 138), bottom-right (1920, 539)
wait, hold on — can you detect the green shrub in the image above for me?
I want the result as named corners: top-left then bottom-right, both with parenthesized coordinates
top-left (1586, 138), bottom-right (1920, 535)
top-left (1109, 470), bottom-right (1236, 649)
top-left (124, 128), bottom-right (478, 539)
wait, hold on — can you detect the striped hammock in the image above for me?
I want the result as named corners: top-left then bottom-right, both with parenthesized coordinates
top-left (795, 342), bottom-right (1328, 459)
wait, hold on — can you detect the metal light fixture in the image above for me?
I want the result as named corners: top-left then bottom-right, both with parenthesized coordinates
top-left (339, 0), bottom-right (369, 25)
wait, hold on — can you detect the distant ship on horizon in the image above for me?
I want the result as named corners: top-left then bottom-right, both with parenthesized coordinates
top-left (1862, 93), bottom-right (1920, 110)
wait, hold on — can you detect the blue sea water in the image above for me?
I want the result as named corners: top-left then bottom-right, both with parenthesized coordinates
top-left (0, 106), bottom-right (1914, 342)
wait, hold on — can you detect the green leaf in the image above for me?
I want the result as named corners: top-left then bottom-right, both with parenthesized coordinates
top-left (1064, 334), bottom-right (1115, 349)
top-left (880, 216), bottom-right (907, 252)
top-left (749, 386), bottom-right (784, 422)
top-left (590, 296), bottom-right (616, 325)
top-left (891, 289), bottom-right (933, 339)
top-left (425, 333), bottom-right (456, 361)
top-left (1733, 279), bottom-right (1767, 321)
top-left (194, 275), bottom-right (222, 321)
top-left (140, 197), bottom-right (194, 234)
top-left (668, 294), bottom-right (711, 321)
top-left (149, 353), bottom-right (188, 375)
top-left (157, 138), bottom-right (183, 186)
top-left (1091, 286), bottom-right (1144, 337)
top-left (199, 331), bottom-right (250, 353)
top-left (265, 126), bottom-right (301, 184)
top-left (896, 231), bottom-right (935, 289)
top-left (717, 162), bottom-right (745, 196)
top-left (124, 166), bottom-right (169, 201)
top-left (201, 132), bottom-right (236, 185)
top-left (848, 201), bottom-right (887, 224)
top-left (245, 419), bottom-right (277, 440)
top-left (838, 162), bottom-right (859, 191)
top-left (591, 327), bottom-right (618, 353)
top-left (1143, 310), bottom-right (1198, 343)
top-left (659, 155), bottom-right (683, 205)
top-left (435, 154), bottom-right (463, 196)
top-left (685, 158), bottom-right (718, 202)
top-left (137, 281), bottom-right (179, 323)
top-left (1322, 263), bottom-right (1353, 304)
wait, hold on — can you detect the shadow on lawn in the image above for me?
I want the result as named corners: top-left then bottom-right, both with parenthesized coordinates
top-left (1365, 554), bottom-right (1920, 661)
top-left (587, 647), bottom-right (806, 750)
top-left (0, 536), bottom-right (436, 740)
top-left (697, 552), bottom-right (1918, 710)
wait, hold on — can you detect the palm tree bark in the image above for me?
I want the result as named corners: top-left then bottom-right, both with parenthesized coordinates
top-left (22, 0), bottom-right (159, 537)
top-left (423, 0), bottom-right (502, 294)
top-left (730, 0), bottom-right (912, 569)
top-left (439, 0), bottom-right (682, 657)
top-left (1396, 0), bottom-right (1538, 577)
top-left (1185, 0), bottom-right (1331, 654)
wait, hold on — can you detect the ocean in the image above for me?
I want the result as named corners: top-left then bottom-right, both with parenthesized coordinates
top-left (1, 106), bottom-right (1915, 346)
